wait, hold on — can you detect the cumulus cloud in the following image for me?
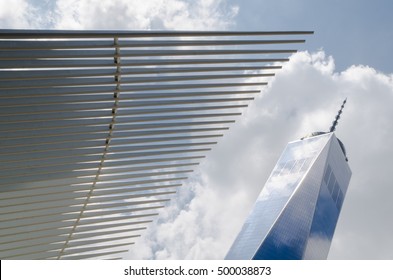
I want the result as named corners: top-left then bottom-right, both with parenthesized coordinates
top-left (0, 0), bottom-right (30, 28)
top-left (0, 0), bottom-right (238, 30)
top-left (0, 0), bottom-right (58, 28)
top-left (53, 0), bottom-right (238, 30)
top-left (127, 51), bottom-right (393, 259)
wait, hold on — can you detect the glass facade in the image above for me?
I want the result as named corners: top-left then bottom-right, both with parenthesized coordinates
top-left (225, 132), bottom-right (351, 260)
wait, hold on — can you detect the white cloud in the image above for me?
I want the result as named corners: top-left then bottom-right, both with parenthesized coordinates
top-left (127, 50), bottom-right (393, 259)
top-left (0, 0), bottom-right (57, 29)
top-left (0, 0), bottom-right (30, 28)
top-left (127, 173), bottom-right (251, 259)
top-left (53, 0), bottom-right (238, 30)
top-left (0, 0), bottom-right (238, 30)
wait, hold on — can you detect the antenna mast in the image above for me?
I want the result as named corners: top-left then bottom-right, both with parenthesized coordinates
top-left (329, 98), bottom-right (347, 132)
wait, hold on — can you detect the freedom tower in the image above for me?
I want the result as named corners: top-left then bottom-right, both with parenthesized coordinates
top-left (226, 99), bottom-right (351, 260)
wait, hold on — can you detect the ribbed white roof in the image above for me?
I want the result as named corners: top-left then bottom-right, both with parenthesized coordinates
top-left (0, 29), bottom-right (312, 259)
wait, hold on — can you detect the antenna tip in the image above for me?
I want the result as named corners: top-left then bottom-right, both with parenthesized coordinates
top-left (329, 98), bottom-right (348, 132)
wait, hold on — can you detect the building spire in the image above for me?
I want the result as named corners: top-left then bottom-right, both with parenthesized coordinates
top-left (329, 98), bottom-right (347, 132)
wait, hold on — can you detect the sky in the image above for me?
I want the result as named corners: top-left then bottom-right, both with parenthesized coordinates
top-left (1, 0), bottom-right (392, 259)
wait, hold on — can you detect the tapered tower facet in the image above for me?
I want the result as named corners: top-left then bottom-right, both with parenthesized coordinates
top-left (226, 132), bottom-right (351, 260)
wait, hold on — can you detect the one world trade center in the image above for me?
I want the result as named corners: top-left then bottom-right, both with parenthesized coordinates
top-left (226, 99), bottom-right (351, 260)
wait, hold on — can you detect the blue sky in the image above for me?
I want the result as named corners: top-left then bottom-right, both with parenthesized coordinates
top-left (1, 0), bottom-right (392, 259)
top-left (230, 0), bottom-right (393, 73)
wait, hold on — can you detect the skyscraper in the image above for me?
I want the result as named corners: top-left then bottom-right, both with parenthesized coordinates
top-left (226, 101), bottom-right (351, 260)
